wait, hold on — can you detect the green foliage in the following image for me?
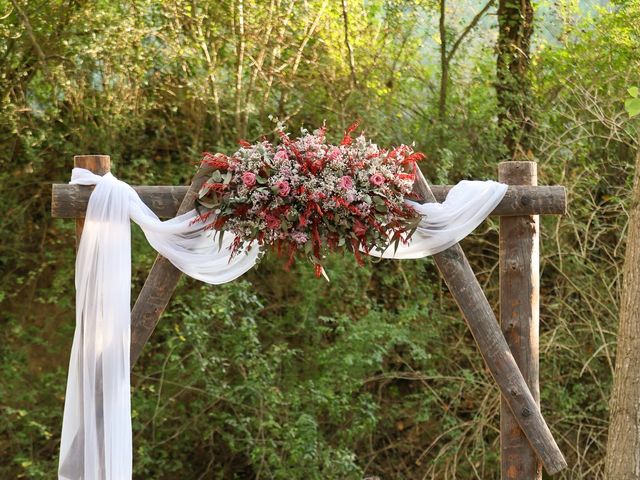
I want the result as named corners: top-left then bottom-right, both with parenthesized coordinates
top-left (626, 87), bottom-right (640, 118)
top-left (1, 0), bottom-right (638, 478)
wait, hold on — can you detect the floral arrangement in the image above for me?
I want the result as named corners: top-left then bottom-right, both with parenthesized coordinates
top-left (195, 123), bottom-right (424, 277)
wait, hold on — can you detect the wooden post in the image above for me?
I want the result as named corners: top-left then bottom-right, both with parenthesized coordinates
top-left (412, 168), bottom-right (566, 475)
top-left (73, 155), bottom-right (111, 249)
top-left (499, 161), bottom-right (542, 479)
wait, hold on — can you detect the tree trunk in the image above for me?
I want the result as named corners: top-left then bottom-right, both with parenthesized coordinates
top-left (496, 0), bottom-right (534, 160)
top-left (341, 0), bottom-right (357, 89)
top-left (605, 143), bottom-right (640, 480)
top-left (438, 0), bottom-right (448, 126)
top-left (233, 0), bottom-right (246, 139)
top-left (438, 0), bottom-right (493, 149)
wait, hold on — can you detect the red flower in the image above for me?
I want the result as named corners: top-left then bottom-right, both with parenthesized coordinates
top-left (397, 173), bottom-right (415, 181)
top-left (205, 182), bottom-right (227, 192)
top-left (404, 152), bottom-right (426, 164)
top-left (353, 219), bottom-right (368, 237)
top-left (201, 152), bottom-right (229, 170)
top-left (214, 215), bottom-right (229, 229)
top-left (233, 204), bottom-right (250, 216)
top-left (265, 214), bottom-right (280, 229)
top-left (189, 210), bottom-right (214, 226)
top-left (341, 120), bottom-right (360, 146)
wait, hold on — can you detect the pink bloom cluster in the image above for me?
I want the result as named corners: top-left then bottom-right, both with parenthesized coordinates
top-left (197, 124), bottom-right (424, 275)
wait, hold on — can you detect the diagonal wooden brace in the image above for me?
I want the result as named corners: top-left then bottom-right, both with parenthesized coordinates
top-left (129, 163), bottom-right (213, 365)
top-left (412, 168), bottom-right (566, 475)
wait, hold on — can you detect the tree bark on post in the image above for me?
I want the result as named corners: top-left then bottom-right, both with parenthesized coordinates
top-left (605, 142), bottom-right (640, 480)
top-left (499, 161), bottom-right (542, 479)
top-left (73, 155), bottom-right (111, 249)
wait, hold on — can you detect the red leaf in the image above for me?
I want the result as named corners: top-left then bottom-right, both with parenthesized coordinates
top-left (340, 120), bottom-right (360, 145)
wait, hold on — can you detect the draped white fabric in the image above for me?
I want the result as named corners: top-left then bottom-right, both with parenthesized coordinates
top-left (59, 168), bottom-right (506, 480)
top-left (370, 180), bottom-right (508, 259)
top-left (59, 169), bottom-right (259, 480)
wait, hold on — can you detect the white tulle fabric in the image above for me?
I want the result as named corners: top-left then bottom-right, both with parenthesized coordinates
top-left (59, 168), bottom-right (259, 480)
top-left (371, 180), bottom-right (508, 259)
top-left (59, 168), bottom-right (506, 480)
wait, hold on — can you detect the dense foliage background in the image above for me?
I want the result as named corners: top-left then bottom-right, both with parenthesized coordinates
top-left (1, 0), bottom-right (638, 478)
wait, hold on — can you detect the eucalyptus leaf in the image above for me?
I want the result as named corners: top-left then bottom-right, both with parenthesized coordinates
top-left (198, 184), bottom-right (211, 199)
top-left (375, 203), bottom-right (388, 213)
top-left (198, 198), bottom-right (219, 209)
top-left (286, 210), bottom-right (298, 221)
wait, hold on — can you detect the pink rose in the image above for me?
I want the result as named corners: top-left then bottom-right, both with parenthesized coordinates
top-left (369, 173), bottom-right (385, 186)
top-left (338, 175), bottom-right (353, 190)
top-left (274, 149), bottom-right (288, 161)
top-left (242, 171), bottom-right (257, 187)
top-left (327, 147), bottom-right (341, 161)
top-left (265, 214), bottom-right (280, 229)
top-left (276, 180), bottom-right (291, 197)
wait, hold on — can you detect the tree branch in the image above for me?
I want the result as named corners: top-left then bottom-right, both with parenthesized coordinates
top-left (438, 0), bottom-right (448, 123)
top-left (446, 0), bottom-right (494, 63)
top-left (341, 0), bottom-right (358, 88)
top-left (10, 0), bottom-right (45, 62)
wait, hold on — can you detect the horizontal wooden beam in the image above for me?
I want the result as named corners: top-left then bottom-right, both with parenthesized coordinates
top-left (51, 184), bottom-right (567, 218)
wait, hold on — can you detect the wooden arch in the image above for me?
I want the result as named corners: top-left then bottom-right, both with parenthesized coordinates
top-left (52, 155), bottom-right (568, 478)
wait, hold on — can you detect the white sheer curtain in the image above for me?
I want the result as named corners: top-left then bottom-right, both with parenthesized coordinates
top-left (371, 180), bottom-right (508, 259)
top-left (58, 168), bottom-right (506, 480)
top-left (59, 169), bottom-right (259, 480)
